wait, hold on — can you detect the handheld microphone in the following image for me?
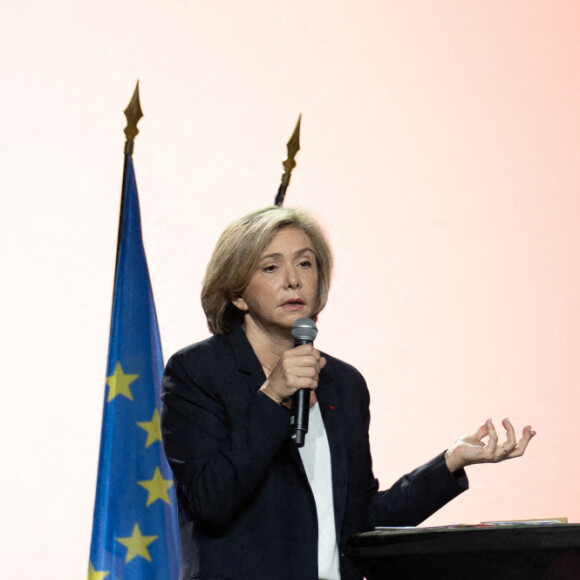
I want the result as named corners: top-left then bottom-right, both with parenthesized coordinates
top-left (290, 317), bottom-right (318, 447)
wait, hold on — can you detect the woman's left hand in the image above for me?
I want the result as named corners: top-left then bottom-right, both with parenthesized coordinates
top-left (444, 418), bottom-right (536, 473)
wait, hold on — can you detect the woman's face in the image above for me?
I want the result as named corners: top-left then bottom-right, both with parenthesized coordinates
top-left (232, 227), bottom-right (319, 335)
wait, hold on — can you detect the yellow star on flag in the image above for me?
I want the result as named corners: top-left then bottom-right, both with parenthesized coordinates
top-left (138, 466), bottom-right (174, 506)
top-left (116, 523), bottom-right (158, 563)
top-left (106, 361), bottom-right (139, 402)
top-left (87, 561), bottom-right (110, 580)
top-left (137, 409), bottom-right (162, 447)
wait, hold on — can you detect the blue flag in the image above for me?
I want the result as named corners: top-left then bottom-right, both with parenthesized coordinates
top-left (89, 155), bottom-right (180, 580)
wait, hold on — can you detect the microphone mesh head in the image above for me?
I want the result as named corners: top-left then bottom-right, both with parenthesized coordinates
top-left (291, 317), bottom-right (318, 342)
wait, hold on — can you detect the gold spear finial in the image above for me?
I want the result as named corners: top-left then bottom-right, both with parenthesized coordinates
top-left (274, 114), bottom-right (301, 206)
top-left (123, 81), bottom-right (143, 156)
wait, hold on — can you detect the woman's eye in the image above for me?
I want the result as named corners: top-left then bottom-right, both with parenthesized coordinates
top-left (299, 260), bottom-right (312, 268)
top-left (263, 264), bottom-right (278, 272)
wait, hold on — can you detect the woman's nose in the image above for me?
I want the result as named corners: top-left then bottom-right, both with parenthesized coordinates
top-left (285, 267), bottom-right (301, 288)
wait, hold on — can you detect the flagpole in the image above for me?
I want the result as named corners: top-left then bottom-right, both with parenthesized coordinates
top-left (124, 81), bottom-right (143, 157)
top-left (274, 114), bottom-right (301, 207)
top-left (114, 82), bottom-right (144, 273)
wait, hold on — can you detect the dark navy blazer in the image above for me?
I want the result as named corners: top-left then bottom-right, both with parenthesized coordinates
top-left (161, 323), bottom-right (468, 580)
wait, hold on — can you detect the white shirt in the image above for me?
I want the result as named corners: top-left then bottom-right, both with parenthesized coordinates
top-left (298, 402), bottom-right (341, 580)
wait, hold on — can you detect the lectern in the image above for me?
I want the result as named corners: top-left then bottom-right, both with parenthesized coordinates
top-left (345, 524), bottom-right (580, 580)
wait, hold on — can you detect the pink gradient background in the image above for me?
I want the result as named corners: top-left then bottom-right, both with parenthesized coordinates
top-left (1, 1), bottom-right (579, 577)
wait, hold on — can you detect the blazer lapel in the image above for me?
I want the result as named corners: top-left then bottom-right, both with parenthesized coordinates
top-left (227, 322), bottom-right (265, 395)
top-left (317, 371), bottom-right (348, 536)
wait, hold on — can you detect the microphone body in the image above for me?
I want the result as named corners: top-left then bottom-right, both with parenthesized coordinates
top-left (290, 318), bottom-right (318, 447)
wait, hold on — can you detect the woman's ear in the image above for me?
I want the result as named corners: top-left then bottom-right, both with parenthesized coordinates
top-left (231, 294), bottom-right (248, 312)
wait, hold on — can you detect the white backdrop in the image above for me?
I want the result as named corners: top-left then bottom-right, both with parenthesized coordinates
top-left (1, 1), bottom-right (579, 577)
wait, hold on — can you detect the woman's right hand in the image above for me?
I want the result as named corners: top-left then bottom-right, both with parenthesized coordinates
top-left (260, 344), bottom-right (326, 407)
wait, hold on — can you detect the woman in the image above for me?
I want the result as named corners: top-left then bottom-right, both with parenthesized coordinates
top-left (161, 206), bottom-right (535, 580)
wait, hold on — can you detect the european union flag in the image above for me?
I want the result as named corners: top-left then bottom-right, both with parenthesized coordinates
top-left (88, 149), bottom-right (180, 580)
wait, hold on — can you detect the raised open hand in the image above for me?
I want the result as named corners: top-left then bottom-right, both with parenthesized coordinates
top-left (445, 418), bottom-right (536, 473)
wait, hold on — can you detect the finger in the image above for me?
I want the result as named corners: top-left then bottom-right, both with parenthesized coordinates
top-left (285, 355), bottom-right (320, 376)
top-left (296, 355), bottom-right (320, 368)
top-left (485, 419), bottom-right (500, 460)
top-left (473, 421), bottom-right (489, 442)
top-left (319, 356), bottom-right (327, 371)
top-left (500, 417), bottom-right (518, 454)
top-left (490, 419), bottom-right (516, 461)
top-left (292, 346), bottom-right (322, 364)
top-left (273, 364), bottom-right (316, 394)
top-left (292, 344), bottom-right (320, 358)
top-left (284, 345), bottom-right (315, 365)
top-left (507, 425), bottom-right (536, 458)
top-left (292, 363), bottom-right (323, 391)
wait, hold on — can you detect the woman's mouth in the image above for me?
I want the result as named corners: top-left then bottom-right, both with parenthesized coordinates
top-left (281, 298), bottom-right (304, 310)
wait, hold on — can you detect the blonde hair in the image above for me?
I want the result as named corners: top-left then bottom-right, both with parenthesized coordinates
top-left (202, 206), bottom-right (333, 334)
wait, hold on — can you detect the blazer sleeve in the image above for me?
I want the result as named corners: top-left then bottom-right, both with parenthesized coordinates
top-left (161, 348), bottom-right (291, 532)
top-left (351, 373), bottom-right (469, 529)
top-left (367, 452), bottom-right (468, 528)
